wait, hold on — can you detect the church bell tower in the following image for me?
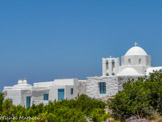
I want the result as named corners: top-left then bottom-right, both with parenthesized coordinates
top-left (102, 57), bottom-right (120, 76)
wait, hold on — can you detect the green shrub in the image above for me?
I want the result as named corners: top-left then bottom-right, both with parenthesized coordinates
top-left (0, 93), bottom-right (4, 112)
top-left (0, 94), bottom-right (109, 121)
top-left (90, 108), bottom-right (111, 122)
top-left (108, 72), bottom-right (162, 120)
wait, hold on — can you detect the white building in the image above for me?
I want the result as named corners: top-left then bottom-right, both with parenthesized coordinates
top-left (3, 43), bottom-right (162, 107)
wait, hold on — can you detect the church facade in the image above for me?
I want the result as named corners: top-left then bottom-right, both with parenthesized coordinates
top-left (3, 44), bottom-right (162, 108)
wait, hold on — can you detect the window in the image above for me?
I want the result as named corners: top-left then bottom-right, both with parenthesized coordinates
top-left (44, 94), bottom-right (48, 100)
top-left (139, 59), bottom-right (141, 64)
top-left (71, 88), bottom-right (73, 95)
top-left (99, 82), bottom-right (106, 94)
top-left (26, 96), bottom-right (31, 108)
top-left (128, 59), bottom-right (131, 64)
top-left (58, 89), bottom-right (64, 100)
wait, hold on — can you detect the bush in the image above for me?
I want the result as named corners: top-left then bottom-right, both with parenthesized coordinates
top-left (0, 93), bottom-right (4, 112)
top-left (0, 94), bottom-right (110, 121)
top-left (108, 72), bottom-right (162, 120)
top-left (90, 108), bottom-right (111, 122)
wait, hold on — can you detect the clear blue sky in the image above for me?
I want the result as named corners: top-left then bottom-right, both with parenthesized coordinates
top-left (0, 0), bottom-right (162, 91)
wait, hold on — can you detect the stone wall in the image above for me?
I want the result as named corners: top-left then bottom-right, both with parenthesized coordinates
top-left (86, 76), bottom-right (118, 99)
top-left (78, 80), bottom-right (87, 95)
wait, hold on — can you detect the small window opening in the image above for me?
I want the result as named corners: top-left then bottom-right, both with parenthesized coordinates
top-left (112, 61), bottom-right (115, 69)
top-left (99, 82), bottom-right (106, 94)
top-left (44, 94), bottom-right (49, 100)
top-left (71, 88), bottom-right (73, 95)
top-left (128, 59), bottom-right (131, 64)
top-left (139, 59), bottom-right (141, 64)
top-left (106, 61), bottom-right (109, 70)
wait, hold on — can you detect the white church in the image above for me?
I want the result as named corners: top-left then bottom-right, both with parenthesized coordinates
top-left (3, 43), bottom-right (162, 108)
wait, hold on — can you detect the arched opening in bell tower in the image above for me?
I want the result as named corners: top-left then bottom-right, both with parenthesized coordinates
top-left (106, 61), bottom-right (109, 70)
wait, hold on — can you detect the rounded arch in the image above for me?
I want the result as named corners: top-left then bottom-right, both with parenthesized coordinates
top-left (106, 61), bottom-right (109, 70)
top-left (112, 60), bottom-right (115, 69)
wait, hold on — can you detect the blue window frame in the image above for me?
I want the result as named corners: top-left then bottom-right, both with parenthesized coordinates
top-left (58, 89), bottom-right (64, 100)
top-left (71, 88), bottom-right (73, 95)
top-left (26, 96), bottom-right (31, 108)
top-left (99, 82), bottom-right (106, 94)
top-left (44, 94), bottom-right (48, 100)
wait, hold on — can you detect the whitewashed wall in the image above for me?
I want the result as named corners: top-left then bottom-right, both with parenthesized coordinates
top-left (32, 88), bottom-right (49, 105)
top-left (86, 76), bottom-right (118, 99)
top-left (49, 85), bottom-right (65, 101)
top-left (65, 85), bottom-right (78, 100)
top-left (4, 89), bottom-right (22, 106)
top-left (21, 90), bottom-right (32, 107)
top-left (78, 80), bottom-right (87, 95)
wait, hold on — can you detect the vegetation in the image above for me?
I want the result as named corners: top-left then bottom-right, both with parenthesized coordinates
top-left (0, 94), bottom-right (110, 122)
top-left (0, 72), bottom-right (161, 121)
top-left (0, 93), bottom-right (3, 112)
top-left (108, 72), bottom-right (162, 121)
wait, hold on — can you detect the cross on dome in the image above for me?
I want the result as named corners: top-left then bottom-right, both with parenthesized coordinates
top-left (125, 42), bottom-right (148, 56)
top-left (134, 42), bottom-right (138, 47)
